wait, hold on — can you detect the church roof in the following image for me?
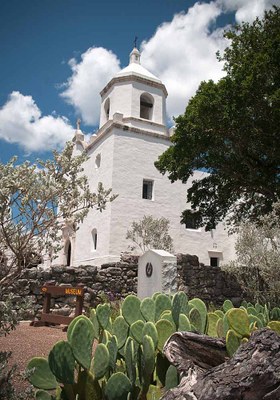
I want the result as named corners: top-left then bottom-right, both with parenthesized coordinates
top-left (100, 47), bottom-right (167, 97)
top-left (115, 47), bottom-right (161, 83)
top-left (115, 61), bottom-right (162, 83)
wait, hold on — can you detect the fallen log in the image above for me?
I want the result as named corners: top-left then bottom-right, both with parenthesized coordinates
top-left (161, 328), bottom-right (280, 400)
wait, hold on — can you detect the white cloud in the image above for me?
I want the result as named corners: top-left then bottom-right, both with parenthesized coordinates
top-left (140, 1), bottom-right (228, 120)
top-left (60, 47), bottom-right (121, 126)
top-left (0, 91), bottom-right (74, 152)
top-left (218, 0), bottom-right (279, 23)
top-left (59, 1), bottom-right (277, 124)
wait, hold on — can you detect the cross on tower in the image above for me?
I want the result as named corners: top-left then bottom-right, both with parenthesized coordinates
top-left (134, 36), bottom-right (138, 49)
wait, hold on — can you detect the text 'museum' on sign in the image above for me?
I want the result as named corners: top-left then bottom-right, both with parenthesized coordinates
top-left (41, 285), bottom-right (84, 297)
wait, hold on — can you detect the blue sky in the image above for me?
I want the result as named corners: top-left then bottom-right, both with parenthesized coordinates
top-left (0, 0), bottom-right (277, 164)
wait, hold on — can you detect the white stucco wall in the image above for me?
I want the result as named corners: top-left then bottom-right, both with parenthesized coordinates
top-left (70, 133), bottom-right (116, 266)
top-left (106, 128), bottom-right (236, 266)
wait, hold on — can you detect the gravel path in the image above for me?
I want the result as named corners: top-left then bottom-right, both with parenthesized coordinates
top-left (0, 321), bottom-right (67, 392)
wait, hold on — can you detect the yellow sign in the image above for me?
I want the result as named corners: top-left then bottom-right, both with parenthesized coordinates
top-left (65, 288), bottom-right (82, 296)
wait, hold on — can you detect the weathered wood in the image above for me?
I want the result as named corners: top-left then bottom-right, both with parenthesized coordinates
top-left (161, 328), bottom-right (280, 400)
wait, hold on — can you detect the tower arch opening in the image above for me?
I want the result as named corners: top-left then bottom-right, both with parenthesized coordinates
top-left (140, 93), bottom-right (154, 120)
top-left (104, 98), bottom-right (110, 121)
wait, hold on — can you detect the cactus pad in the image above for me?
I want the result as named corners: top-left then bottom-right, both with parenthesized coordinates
top-left (227, 308), bottom-right (250, 337)
top-left (96, 303), bottom-right (111, 330)
top-left (130, 320), bottom-right (145, 344)
top-left (48, 340), bottom-right (75, 384)
top-left (178, 314), bottom-right (191, 332)
top-left (91, 343), bottom-right (110, 379)
top-left (105, 372), bottom-right (132, 400)
top-left (155, 294), bottom-right (172, 321)
top-left (112, 315), bottom-right (129, 349)
top-left (142, 321), bottom-right (158, 348)
top-left (27, 357), bottom-right (57, 390)
top-left (122, 295), bottom-right (144, 325)
top-left (226, 329), bottom-right (240, 357)
top-left (189, 298), bottom-right (207, 333)
top-left (69, 317), bottom-right (93, 369)
top-left (35, 390), bottom-right (53, 400)
top-left (156, 319), bottom-right (175, 351)
top-left (140, 297), bottom-right (156, 322)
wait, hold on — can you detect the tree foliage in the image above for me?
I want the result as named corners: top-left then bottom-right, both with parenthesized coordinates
top-left (156, 7), bottom-right (280, 230)
top-left (0, 142), bottom-right (116, 292)
top-left (126, 215), bottom-right (173, 253)
top-left (222, 202), bottom-right (280, 305)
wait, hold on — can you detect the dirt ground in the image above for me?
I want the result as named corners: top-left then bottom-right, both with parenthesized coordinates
top-left (0, 321), bottom-right (67, 392)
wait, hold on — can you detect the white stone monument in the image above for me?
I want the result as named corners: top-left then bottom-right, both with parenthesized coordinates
top-left (137, 249), bottom-right (177, 299)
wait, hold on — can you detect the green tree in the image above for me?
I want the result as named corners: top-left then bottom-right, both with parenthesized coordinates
top-left (0, 142), bottom-right (117, 399)
top-left (222, 202), bottom-right (280, 305)
top-left (126, 215), bottom-right (173, 253)
top-left (0, 142), bottom-right (116, 293)
top-left (156, 7), bottom-right (280, 230)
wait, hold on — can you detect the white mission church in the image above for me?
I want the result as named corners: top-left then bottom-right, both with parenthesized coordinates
top-left (56, 47), bottom-right (236, 268)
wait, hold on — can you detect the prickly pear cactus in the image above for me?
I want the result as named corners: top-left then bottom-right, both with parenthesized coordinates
top-left (155, 294), bottom-right (172, 321)
top-left (141, 335), bottom-right (156, 394)
top-left (130, 320), bottom-right (145, 344)
top-left (112, 316), bottom-right (129, 349)
top-left (178, 314), bottom-right (191, 332)
top-left (142, 321), bottom-right (158, 348)
top-left (35, 389), bottom-right (53, 400)
top-left (122, 294), bottom-right (144, 325)
top-left (48, 340), bottom-right (75, 384)
top-left (107, 335), bottom-right (118, 372)
top-left (140, 297), bottom-right (156, 322)
top-left (189, 298), bottom-right (207, 333)
top-left (189, 307), bottom-right (202, 333)
top-left (227, 308), bottom-right (250, 337)
top-left (226, 329), bottom-right (240, 357)
top-left (27, 357), bottom-right (57, 390)
top-left (172, 291), bottom-right (188, 329)
top-left (268, 321), bottom-right (280, 334)
top-left (91, 343), bottom-right (110, 379)
top-left (156, 319), bottom-right (175, 351)
top-left (124, 337), bottom-right (136, 386)
top-left (69, 317), bottom-right (94, 369)
top-left (105, 372), bottom-right (132, 400)
top-left (223, 299), bottom-right (234, 313)
top-left (207, 312), bottom-right (220, 337)
top-left (96, 303), bottom-right (111, 330)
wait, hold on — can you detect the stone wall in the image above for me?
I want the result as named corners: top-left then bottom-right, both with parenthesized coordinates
top-left (11, 253), bottom-right (243, 321)
top-left (13, 255), bottom-right (138, 320)
top-left (177, 254), bottom-right (243, 306)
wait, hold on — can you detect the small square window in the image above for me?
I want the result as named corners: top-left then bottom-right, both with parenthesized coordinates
top-left (142, 180), bottom-right (153, 200)
top-left (185, 214), bottom-right (199, 230)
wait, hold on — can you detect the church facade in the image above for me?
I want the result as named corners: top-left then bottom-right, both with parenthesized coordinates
top-left (56, 48), bottom-right (236, 267)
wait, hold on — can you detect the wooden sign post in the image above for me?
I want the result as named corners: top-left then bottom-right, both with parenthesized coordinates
top-left (33, 283), bottom-right (84, 327)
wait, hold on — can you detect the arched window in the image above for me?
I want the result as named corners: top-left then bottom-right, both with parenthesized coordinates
top-left (91, 229), bottom-right (97, 251)
top-left (95, 153), bottom-right (101, 169)
top-left (104, 98), bottom-right (110, 121)
top-left (140, 93), bottom-right (154, 120)
top-left (65, 240), bottom-right (71, 266)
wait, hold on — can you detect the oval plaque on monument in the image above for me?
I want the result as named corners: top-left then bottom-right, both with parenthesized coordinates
top-left (146, 262), bottom-right (153, 277)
